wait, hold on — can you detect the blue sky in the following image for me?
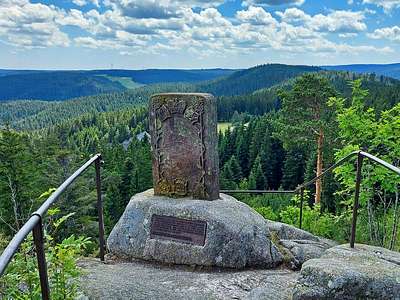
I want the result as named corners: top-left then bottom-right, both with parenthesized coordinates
top-left (0, 0), bottom-right (399, 69)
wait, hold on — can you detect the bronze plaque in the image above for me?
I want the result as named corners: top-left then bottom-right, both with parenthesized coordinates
top-left (150, 215), bottom-right (207, 246)
top-left (149, 93), bottom-right (219, 200)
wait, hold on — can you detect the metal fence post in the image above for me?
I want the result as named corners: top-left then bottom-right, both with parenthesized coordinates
top-left (95, 156), bottom-right (106, 261)
top-left (32, 218), bottom-right (50, 300)
top-left (299, 188), bottom-right (304, 229)
top-left (350, 153), bottom-right (364, 248)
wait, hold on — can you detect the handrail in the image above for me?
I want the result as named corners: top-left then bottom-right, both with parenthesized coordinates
top-left (221, 190), bottom-right (295, 194)
top-left (0, 154), bottom-right (105, 300)
top-left (294, 151), bottom-right (361, 193)
top-left (294, 150), bottom-right (400, 192)
top-left (221, 150), bottom-right (400, 249)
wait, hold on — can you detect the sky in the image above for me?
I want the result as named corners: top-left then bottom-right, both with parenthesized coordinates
top-left (0, 0), bottom-right (399, 69)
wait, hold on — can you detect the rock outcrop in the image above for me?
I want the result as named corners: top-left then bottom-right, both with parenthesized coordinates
top-left (293, 243), bottom-right (400, 299)
top-left (78, 258), bottom-right (299, 300)
top-left (107, 189), bottom-right (283, 269)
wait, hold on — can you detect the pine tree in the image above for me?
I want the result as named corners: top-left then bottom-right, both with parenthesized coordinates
top-left (260, 137), bottom-right (284, 190)
top-left (248, 156), bottom-right (267, 190)
top-left (0, 129), bottom-right (42, 233)
top-left (227, 155), bottom-right (242, 183)
top-left (220, 162), bottom-right (237, 189)
top-left (276, 74), bottom-right (337, 203)
top-left (236, 125), bottom-right (251, 177)
top-left (249, 119), bottom-right (268, 168)
top-left (281, 148), bottom-right (306, 190)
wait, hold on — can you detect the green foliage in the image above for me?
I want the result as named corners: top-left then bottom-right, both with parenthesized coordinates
top-left (281, 148), bottom-right (306, 190)
top-left (280, 203), bottom-right (346, 241)
top-left (0, 213), bottom-right (91, 299)
top-left (0, 232), bottom-right (8, 252)
top-left (254, 206), bottom-right (278, 221)
top-left (275, 73), bottom-right (337, 150)
top-left (0, 128), bottom-right (53, 234)
top-left (329, 79), bottom-right (400, 249)
top-left (248, 156), bottom-right (267, 190)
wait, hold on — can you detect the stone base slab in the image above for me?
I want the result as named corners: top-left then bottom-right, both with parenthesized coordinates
top-left (107, 189), bottom-right (283, 269)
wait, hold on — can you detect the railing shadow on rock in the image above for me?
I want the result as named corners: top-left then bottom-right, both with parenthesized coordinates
top-left (221, 150), bottom-right (400, 249)
top-left (0, 154), bottom-right (105, 300)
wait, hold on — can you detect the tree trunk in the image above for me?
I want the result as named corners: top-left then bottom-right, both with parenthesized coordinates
top-left (315, 129), bottom-right (324, 204)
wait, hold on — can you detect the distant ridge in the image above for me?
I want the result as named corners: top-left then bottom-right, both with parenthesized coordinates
top-left (0, 69), bottom-right (236, 101)
top-left (197, 64), bottom-right (321, 96)
top-left (322, 63), bottom-right (400, 79)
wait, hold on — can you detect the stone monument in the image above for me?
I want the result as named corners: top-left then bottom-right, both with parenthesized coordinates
top-left (149, 93), bottom-right (219, 200)
top-left (107, 93), bottom-right (283, 269)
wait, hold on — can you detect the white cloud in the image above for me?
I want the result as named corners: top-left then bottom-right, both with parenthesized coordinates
top-left (103, 0), bottom-right (226, 20)
top-left (363, 0), bottom-right (400, 12)
top-left (277, 8), bottom-right (367, 33)
top-left (236, 6), bottom-right (278, 26)
top-left (0, 0), bottom-right (393, 61)
top-left (72, 0), bottom-right (87, 6)
top-left (0, 0), bottom-right (70, 48)
top-left (339, 32), bottom-right (358, 38)
top-left (105, 0), bottom-right (180, 19)
top-left (368, 26), bottom-right (400, 41)
top-left (243, 0), bottom-right (305, 6)
top-left (73, 0), bottom-right (100, 7)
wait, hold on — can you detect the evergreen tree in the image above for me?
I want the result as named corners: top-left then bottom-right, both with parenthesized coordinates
top-left (261, 137), bottom-right (285, 190)
top-left (0, 128), bottom-right (45, 233)
top-left (220, 162), bottom-right (237, 189)
top-left (249, 119), bottom-right (268, 168)
top-left (276, 74), bottom-right (337, 203)
top-left (248, 156), bottom-right (267, 190)
top-left (281, 148), bottom-right (306, 190)
top-left (236, 125), bottom-right (251, 177)
top-left (227, 155), bottom-right (242, 183)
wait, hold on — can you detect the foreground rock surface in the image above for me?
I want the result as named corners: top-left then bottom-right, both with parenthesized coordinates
top-left (78, 258), bottom-right (298, 300)
top-left (265, 220), bottom-right (337, 269)
top-left (107, 189), bottom-right (283, 268)
top-left (293, 243), bottom-right (400, 299)
top-left (279, 239), bottom-right (335, 270)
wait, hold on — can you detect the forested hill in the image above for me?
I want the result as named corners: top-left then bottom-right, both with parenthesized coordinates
top-left (0, 83), bottom-right (195, 130)
top-left (2, 70), bottom-right (400, 130)
top-left (322, 63), bottom-right (400, 80)
top-left (0, 69), bottom-right (236, 101)
top-left (88, 69), bottom-right (236, 84)
top-left (197, 64), bottom-right (321, 96)
top-left (0, 72), bottom-right (127, 101)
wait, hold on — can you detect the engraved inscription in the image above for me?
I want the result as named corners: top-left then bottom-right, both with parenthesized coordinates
top-left (150, 215), bottom-right (207, 246)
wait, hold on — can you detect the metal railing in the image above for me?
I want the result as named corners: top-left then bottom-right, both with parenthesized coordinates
top-left (222, 150), bottom-right (400, 249)
top-left (0, 154), bottom-right (105, 300)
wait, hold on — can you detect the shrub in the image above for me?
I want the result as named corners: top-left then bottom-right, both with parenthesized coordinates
top-left (254, 206), bottom-right (278, 221)
top-left (0, 212), bottom-right (91, 299)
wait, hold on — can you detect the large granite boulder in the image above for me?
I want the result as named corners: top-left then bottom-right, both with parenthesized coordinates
top-left (293, 243), bottom-right (400, 299)
top-left (107, 189), bottom-right (283, 269)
